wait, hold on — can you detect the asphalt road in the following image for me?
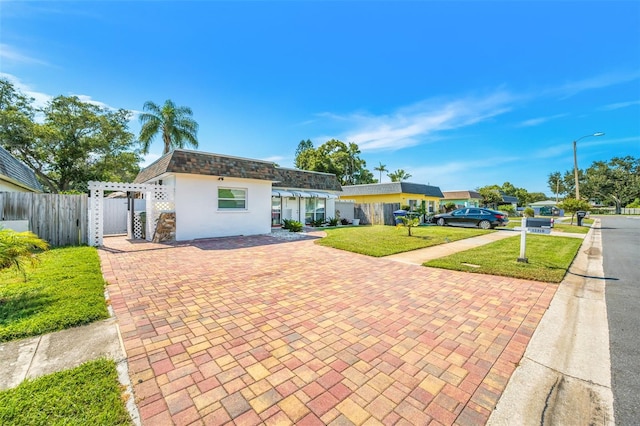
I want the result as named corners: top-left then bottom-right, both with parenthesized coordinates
top-left (600, 216), bottom-right (640, 425)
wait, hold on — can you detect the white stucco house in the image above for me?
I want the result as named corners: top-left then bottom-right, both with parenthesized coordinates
top-left (133, 149), bottom-right (342, 241)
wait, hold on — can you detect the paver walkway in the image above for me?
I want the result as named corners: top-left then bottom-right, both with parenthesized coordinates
top-left (100, 234), bottom-right (557, 425)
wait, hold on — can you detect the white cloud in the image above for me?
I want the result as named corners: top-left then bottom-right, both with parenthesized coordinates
top-left (140, 152), bottom-right (162, 167)
top-left (0, 72), bottom-right (52, 110)
top-left (0, 44), bottom-right (49, 66)
top-left (518, 113), bottom-right (568, 127)
top-left (601, 100), bottom-right (640, 111)
top-left (553, 70), bottom-right (640, 99)
top-left (321, 92), bottom-right (515, 152)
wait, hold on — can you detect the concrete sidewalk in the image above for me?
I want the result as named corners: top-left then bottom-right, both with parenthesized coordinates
top-left (0, 317), bottom-right (124, 391)
top-left (385, 230), bottom-right (517, 265)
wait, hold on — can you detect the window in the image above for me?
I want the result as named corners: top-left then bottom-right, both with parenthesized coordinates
top-left (305, 197), bottom-right (325, 224)
top-left (218, 188), bottom-right (246, 209)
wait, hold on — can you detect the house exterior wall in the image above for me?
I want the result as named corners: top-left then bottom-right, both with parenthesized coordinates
top-left (174, 174), bottom-right (271, 240)
top-left (0, 179), bottom-right (33, 192)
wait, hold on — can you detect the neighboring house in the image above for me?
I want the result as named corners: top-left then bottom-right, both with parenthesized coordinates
top-left (442, 190), bottom-right (482, 209)
top-left (340, 182), bottom-right (444, 213)
top-left (134, 149), bottom-right (342, 241)
top-left (0, 145), bottom-right (42, 192)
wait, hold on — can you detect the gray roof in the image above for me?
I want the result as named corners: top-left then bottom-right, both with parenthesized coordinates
top-left (442, 190), bottom-right (482, 200)
top-left (0, 145), bottom-right (42, 192)
top-left (341, 182), bottom-right (444, 198)
top-left (135, 149), bottom-right (342, 191)
top-left (500, 192), bottom-right (519, 203)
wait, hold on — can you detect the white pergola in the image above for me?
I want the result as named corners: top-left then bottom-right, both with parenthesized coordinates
top-left (88, 181), bottom-right (174, 246)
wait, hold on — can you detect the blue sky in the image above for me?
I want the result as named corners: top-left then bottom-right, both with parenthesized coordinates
top-left (1, 1), bottom-right (639, 195)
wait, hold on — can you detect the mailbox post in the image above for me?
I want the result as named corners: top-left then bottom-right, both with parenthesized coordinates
top-left (517, 217), bottom-right (552, 263)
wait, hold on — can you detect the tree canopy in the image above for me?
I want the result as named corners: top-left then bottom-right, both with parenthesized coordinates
top-left (138, 99), bottom-right (199, 155)
top-left (293, 139), bottom-right (375, 185)
top-left (0, 79), bottom-right (141, 193)
top-left (387, 169), bottom-right (412, 182)
top-left (548, 156), bottom-right (639, 212)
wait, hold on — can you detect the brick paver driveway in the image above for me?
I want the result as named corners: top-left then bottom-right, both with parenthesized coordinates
top-left (100, 233), bottom-right (556, 425)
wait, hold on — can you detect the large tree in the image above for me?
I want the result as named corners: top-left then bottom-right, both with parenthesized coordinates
top-left (582, 156), bottom-right (640, 214)
top-left (138, 99), bottom-right (199, 155)
top-left (374, 162), bottom-right (388, 183)
top-left (0, 79), bottom-right (140, 193)
top-left (293, 139), bottom-right (375, 185)
top-left (477, 185), bottom-right (503, 208)
top-left (387, 169), bottom-right (412, 182)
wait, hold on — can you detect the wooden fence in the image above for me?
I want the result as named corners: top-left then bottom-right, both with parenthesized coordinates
top-left (354, 202), bottom-right (401, 225)
top-left (0, 192), bottom-right (88, 246)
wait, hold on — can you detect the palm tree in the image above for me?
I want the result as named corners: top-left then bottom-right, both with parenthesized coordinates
top-left (374, 162), bottom-right (388, 183)
top-left (138, 99), bottom-right (199, 155)
top-left (388, 169), bottom-right (412, 182)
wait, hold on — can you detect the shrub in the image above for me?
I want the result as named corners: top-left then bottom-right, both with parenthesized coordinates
top-left (340, 218), bottom-right (350, 225)
top-left (444, 202), bottom-right (456, 212)
top-left (0, 229), bottom-right (49, 279)
top-left (396, 216), bottom-right (420, 236)
top-left (312, 218), bottom-right (325, 227)
top-left (327, 217), bottom-right (339, 227)
top-left (288, 220), bottom-right (303, 232)
top-left (523, 207), bottom-right (535, 217)
top-left (282, 218), bottom-right (292, 230)
top-left (498, 204), bottom-right (516, 216)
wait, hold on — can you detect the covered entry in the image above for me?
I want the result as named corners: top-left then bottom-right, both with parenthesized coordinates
top-left (88, 181), bottom-right (174, 246)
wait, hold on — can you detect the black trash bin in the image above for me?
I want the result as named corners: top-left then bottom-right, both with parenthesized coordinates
top-left (576, 210), bottom-right (587, 226)
top-left (393, 209), bottom-right (408, 225)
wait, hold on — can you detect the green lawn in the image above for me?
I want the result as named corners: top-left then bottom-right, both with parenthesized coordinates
top-left (424, 234), bottom-right (583, 282)
top-left (0, 246), bottom-right (109, 342)
top-left (316, 225), bottom-right (492, 257)
top-left (0, 359), bottom-right (131, 425)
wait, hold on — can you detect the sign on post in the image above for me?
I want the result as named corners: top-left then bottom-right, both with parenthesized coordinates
top-left (517, 217), bottom-right (553, 263)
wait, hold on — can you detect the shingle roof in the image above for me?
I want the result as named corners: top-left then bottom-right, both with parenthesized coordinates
top-left (442, 190), bottom-right (482, 200)
top-left (500, 192), bottom-right (519, 203)
top-left (0, 145), bottom-right (42, 192)
top-left (341, 182), bottom-right (444, 198)
top-left (134, 149), bottom-right (342, 191)
top-left (274, 167), bottom-right (342, 191)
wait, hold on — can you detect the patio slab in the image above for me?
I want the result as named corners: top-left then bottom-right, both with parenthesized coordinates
top-left (99, 234), bottom-right (557, 425)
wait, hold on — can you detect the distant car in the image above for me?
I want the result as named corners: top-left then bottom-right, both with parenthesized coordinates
top-left (431, 208), bottom-right (509, 229)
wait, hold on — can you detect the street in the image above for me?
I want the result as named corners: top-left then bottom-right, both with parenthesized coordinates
top-left (601, 216), bottom-right (640, 425)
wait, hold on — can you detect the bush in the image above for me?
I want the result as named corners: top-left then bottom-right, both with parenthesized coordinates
top-left (444, 202), bottom-right (456, 212)
top-left (523, 207), bottom-right (535, 217)
top-left (327, 217), bottom-right (339, 227)
top-left (340, 218), bottom-right (350, 225)
top-left (0, 229), bottom-right (49, 278)
top-left (288, 220), bottom-right (303, 232)
top-left (498, 204), bottom-right (516, 216)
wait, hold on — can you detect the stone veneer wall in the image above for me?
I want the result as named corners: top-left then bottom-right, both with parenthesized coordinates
top-left (152, 212), bottom-right (176, 243)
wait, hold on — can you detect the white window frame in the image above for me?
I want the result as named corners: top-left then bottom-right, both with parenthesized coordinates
top-left (218, 187), bottom-right (247, 210)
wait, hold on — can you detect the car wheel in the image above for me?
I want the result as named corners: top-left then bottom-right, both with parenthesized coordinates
top-left (479, 220), bottom-right (491, 230)
top-left (437, 218), bottom-right (446, 226)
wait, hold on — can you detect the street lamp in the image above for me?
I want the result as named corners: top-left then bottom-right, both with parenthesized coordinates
top-left (573, 132), bottom-right (605, 200)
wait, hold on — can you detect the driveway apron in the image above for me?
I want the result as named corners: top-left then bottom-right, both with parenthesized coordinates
top-left (99, 235), bottom-right (556, 425)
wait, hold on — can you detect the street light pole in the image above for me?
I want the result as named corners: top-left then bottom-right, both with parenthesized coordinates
top-left (573, 132), bottom-right (605, 200)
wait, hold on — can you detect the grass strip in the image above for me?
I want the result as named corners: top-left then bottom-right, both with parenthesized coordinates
top-left (0, 246), bottom-right (109, 342)
top-left (316, 225), bottom-right (492, 257)
top-left (0, 358), bottom-right (131, 425)
top-left (424, 234), bottom-right (583, 282)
